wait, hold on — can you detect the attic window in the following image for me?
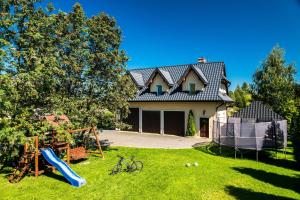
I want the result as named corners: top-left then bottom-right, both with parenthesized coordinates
top-left (156, 85), bottom-right (162, 96)
top-left (189, 83), bottom-right (196, 95)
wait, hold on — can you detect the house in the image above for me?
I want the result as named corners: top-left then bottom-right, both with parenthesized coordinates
top-left (125, 59), bottom-right (233, 138)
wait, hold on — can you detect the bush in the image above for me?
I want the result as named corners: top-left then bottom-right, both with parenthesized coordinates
top-left (186, 110), bottom-right (196, 136)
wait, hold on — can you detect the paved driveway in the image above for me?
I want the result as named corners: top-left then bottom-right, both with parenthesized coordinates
top-left (99, 130), bottom-right (211, 149)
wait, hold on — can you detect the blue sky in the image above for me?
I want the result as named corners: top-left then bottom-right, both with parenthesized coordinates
top-left (48, 0), bottom-right (300, 89)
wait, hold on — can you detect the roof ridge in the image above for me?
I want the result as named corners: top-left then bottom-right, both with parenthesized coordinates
top-left (128, 61), bottom-right (224, 71)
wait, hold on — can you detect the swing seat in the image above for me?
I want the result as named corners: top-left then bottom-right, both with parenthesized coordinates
top-left (70, 147), bottom-right (88, 161)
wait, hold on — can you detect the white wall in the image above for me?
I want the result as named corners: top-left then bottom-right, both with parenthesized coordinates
top-left (182, 70), bottom-right (204, 91)
top-left (150, 74), bottom-right (169, 93)
top-left (217, 104), bottom-right (227, 123)
top-left (129, 101), bottom-right (227, 138)
top-left (219, 83), bottom-right (227, 94)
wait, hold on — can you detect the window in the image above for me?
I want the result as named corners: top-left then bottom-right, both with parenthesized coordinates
top-left (156, 85), bottom-right (162, 95)
top-left (189, 83), bottom-right (196, 95)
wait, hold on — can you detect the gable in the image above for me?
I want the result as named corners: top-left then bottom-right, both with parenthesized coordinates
top-left (149, 73), bottom-right (169, 93)
top-left (182, 70), bottom-right (204, 91)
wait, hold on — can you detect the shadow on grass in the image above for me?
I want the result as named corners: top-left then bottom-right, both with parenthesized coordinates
top-left (194, 143), bottom-right (299, 170)
top-left (0, 167), bottom-right (12, 176)
top-left (103, 147), bottom-right (119, 152)
top-left (233, 167), bottom-right (300, 194)
top-left (71, 158), bottom-right (88, 164)
top-left (225, 186), bottom-right (297, 200)
top-left (43, 172), bottom-right (69, 184)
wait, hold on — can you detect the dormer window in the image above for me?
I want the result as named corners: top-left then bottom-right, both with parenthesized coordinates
top-left (156, 85), bottom-right (162, 95)
top-left (189, 83), bottom-right (196, 95)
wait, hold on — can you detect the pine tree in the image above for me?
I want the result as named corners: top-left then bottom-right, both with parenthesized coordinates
top-left (229, 82), bottom-right (252, 114)
top-left (186, 110), bottom-right (196, 136)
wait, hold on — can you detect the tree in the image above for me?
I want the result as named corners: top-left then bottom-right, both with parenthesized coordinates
top-left (0, 1), bottom-right (135, 166)
top-left (186, 110), bottom-right (196, 136)
top-left (291, 111), bottom-right (300, 168)
top-left (229, 82), bottom-right (252, 113)
top-left (252, 45), bottom-right (297, 123)
top-left (292, 83), bottom-right (300, 167)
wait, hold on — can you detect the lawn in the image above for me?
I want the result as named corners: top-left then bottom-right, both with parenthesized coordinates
top-left (1, 145), bottom-right (300, 200)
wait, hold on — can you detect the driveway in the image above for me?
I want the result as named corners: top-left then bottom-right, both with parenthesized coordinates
top-left (99, 130), bottom-right (211, 149)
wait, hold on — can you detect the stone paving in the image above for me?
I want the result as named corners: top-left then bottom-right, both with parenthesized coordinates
top-left (99, 130), bottom-right (211, 149)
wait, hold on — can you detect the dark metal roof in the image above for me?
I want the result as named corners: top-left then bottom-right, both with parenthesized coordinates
top-left (144, 68), bottom-right (174, 87)
top-left (129, 62), bottom-right (233, 102)
top-left (232, 101), bottom-right (284, 120)
top-left (219, 92), bottom-right (234, 102)
top-left (177, 64), bottom-right (208, 85)
top-left (129, 71), bottom-right (144, 87)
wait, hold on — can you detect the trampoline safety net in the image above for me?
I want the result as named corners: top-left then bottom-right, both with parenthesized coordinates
top-left (213, 117), bottom-right (287, 151)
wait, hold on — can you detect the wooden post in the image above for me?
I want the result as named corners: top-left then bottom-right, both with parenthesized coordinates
top-left (34, 136), bottom-right (39, 177)
top-left (24, 142), bottom-right (28, 155)
top-left (67, 143), bottom-right (70, 165)
top-left (93, 127), bottom-right (104, 159)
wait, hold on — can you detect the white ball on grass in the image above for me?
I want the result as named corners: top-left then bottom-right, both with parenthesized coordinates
top-left (194, 162), bottom-right (199, 167)
top-left (185, 163), bottom-right (191, 167)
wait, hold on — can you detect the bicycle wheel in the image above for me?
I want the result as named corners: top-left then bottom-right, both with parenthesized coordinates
top-left (131, 161), bottom-right (143, 172)
top-left (110, 164), bottom-right (122, 175)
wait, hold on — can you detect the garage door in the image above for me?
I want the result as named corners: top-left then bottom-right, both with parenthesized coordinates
top-left (124, 108), bottom-right (139, 132)
top-left (142, 111), bottom-right (160, 133)
top-left (164, 111), bottom-right (185, 136)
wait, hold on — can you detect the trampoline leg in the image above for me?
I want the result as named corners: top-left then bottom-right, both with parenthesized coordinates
top-left (256, 150), bottom-right (258, 162)
top-left (234, 147), bottom-right (236, 159)
top-left (284, 148), bottom-right (287, 160)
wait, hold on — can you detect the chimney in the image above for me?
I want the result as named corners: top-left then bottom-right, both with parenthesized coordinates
top-left (198, 57), bottom-right (207, 63)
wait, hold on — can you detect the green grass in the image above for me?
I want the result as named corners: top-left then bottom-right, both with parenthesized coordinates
top-left (1, 145), bottom-right (300, 200)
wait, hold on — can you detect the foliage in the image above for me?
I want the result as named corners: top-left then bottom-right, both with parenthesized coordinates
top-left (0, 1), bottom-right (135, 166)
top-left (0, 147), bottom-right (299, 199)
top-left (98, 110), bottom-right (116, 130)
top-left (229, 82), bottom-right (252, 114)
top-left (291, 110), bottom-right (300, 168)
top-left (252, 45), bottom-right (297, 123)
top-left (293, 84), bottom-right (300, 163)
top-left (186, 110), bottom-right (196, 136)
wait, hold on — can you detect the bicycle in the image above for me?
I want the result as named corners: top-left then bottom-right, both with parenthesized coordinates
top-left (110, 155), bottom-right (143, 175)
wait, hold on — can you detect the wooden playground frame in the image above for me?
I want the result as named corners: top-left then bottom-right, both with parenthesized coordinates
top-left (9, 126), bottom-right (104, 183)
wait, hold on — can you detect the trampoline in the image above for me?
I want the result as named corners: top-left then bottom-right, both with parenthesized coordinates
top-left (212, 101), bottom-right (287, 160)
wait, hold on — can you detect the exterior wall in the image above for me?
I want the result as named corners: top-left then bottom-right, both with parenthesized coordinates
top-left (219, 83), bottom-right (227, 94)
top-left (149, 74), bottom-right (169, 93)
top-left (182, 70), bottom-right (204, 91)
top-left (129, 101), bottom-right (226, 138)
top-left (217, 104), bottom-right (227, 123)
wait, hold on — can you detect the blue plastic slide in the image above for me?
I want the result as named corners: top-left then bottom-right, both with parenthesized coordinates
top-left (40, 148), bottom-right (86, 187)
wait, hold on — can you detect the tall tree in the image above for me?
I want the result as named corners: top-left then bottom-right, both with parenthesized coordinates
top-left (252, 45), bottom-right (297, 123)
top-left (0, 1), bottom-right (135, 166)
